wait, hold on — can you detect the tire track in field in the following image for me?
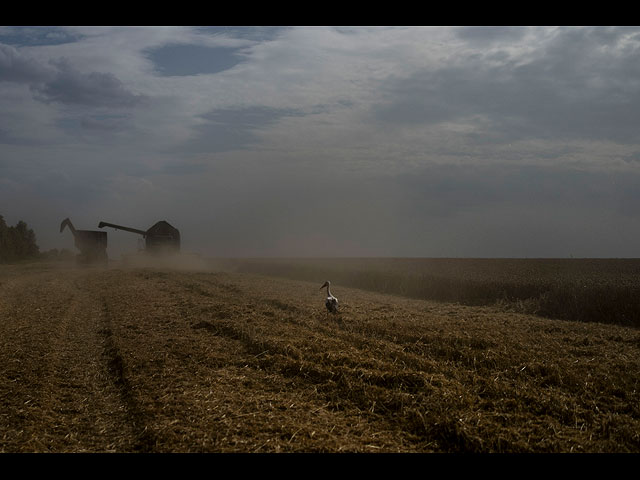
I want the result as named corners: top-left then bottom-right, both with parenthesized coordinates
top-left (39, 275), bottom-right (136, 452)
top-left (1, 268), bottom-right (145, 452)
top-left (99, 296), bottom-right (158, 452)
top-left (0, 271), bottom-right (105, 452)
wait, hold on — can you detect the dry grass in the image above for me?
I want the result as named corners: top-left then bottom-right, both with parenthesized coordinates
top-left (0, 260), bottom-right (639, 452)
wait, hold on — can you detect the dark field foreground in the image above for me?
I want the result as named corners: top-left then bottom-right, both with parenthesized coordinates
top-left (1, 262), bottom-right (639, 453)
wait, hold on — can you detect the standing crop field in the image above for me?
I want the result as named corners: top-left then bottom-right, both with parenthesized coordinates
top-left (221, 258), bottom-right (640, 327)
top-left (0, 260), bottom-right (639, 453)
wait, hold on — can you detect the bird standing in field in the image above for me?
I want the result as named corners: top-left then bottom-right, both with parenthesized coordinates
top-left (320, 280), bottom-right (339, 315)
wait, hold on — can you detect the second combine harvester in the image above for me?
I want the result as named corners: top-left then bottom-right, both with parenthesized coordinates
top-left (98, 220), bottom-right (181, 254)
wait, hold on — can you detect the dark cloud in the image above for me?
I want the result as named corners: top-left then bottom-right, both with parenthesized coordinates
top-left (0, 27), bottom-right (82, 47)
top-left (145, 44), bottom-right (246, 77)
top-left (0, 43), bottom-right (53, 83)
top-left (31, 58), bottom-right (147, 108)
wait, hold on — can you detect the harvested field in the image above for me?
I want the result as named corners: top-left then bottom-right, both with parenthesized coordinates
top-left (1, 261), bottom-right (639, 452)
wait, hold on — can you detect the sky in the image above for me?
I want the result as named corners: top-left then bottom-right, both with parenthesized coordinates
top-left (2, 25), bottom-right (640, 258)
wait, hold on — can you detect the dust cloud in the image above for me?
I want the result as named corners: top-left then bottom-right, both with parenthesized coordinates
top-left (113, 252), bottom-right (214, 271)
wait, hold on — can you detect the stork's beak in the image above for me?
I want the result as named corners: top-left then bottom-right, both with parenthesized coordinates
top-left (320, 281), bottom-right (328, 289)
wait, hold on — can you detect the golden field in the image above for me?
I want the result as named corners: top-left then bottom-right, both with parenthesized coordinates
top-left (0, 258), bottom-right (638, 452)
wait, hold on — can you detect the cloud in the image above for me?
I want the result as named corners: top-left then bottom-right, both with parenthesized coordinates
top-left (372, 27), bottom-right (640, 145)
top-left (0, 43), bottom-right (54, 83)
top-left (144, 44), bottom-right (246, 77)
top-left (179, 106), bottom-right (303, 153)
top-left (79, 114), bottom-right (129, 132)
top-left (160, 161), bottom-right (208, 176)
top-left (0, 27), bottom-right (83, 47)
top-left (454, 26), bottom-right (529, 45)
top-left (194, 26), bottom-right (289, 42)
top-left (5, 26), bottom-right (640, 257)
top-left (1, 44), bottom-right (146, 108)
top-left (31, 58), bottom-right (147, 108)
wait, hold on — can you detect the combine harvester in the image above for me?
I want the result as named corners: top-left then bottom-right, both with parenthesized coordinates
top-left (98, 220), bottom-right (181, 254)
top-left (60, 218), bottom-right (108, 265)
top-left (98, 219), bottom-right (205, 269)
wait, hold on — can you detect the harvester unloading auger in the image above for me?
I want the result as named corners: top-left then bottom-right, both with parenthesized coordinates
top-left (60, 218), bottom-right (108, 264)
top-left (98, 220), bottom-right (180, 254)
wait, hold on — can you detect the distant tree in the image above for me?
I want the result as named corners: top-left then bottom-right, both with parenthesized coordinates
top-left (0, 215), bottom-right (40, 263)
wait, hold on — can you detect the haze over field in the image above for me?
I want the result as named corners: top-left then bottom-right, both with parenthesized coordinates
top-left (3, 26), bottom-right (640, 258)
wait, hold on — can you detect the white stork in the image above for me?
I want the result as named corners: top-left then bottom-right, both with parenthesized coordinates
top-left (320, 280), bottom-right (339, 315)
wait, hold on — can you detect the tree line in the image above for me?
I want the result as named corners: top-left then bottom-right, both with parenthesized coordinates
top-left (0, 215), bottom-right (40, 263)
top-left (1, 215), bottom-right (77, 263)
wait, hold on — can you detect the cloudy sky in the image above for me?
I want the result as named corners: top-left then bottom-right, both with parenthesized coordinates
top-left (2, 26), bottom-right (640, 258)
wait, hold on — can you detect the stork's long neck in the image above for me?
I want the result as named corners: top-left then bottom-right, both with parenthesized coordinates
top-left (326, 285), bottom-right (332, 297)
